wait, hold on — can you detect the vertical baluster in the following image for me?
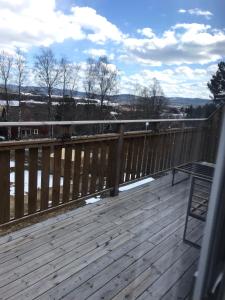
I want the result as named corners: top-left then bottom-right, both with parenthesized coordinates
top-left (90, 143), bottom-right (98, 193)
top-left (81, 145), bottom-right (91, 197)
top-left (161, 132), bottom-right (168, 171)
top-left (145, 134), bottom-right (153, 175)
top-left (72, 144), bottom-right (82, 200)
top-left (110, 124), bottom-right (124, 196)
top-left (187, 129), bottom-right (194, 162)
top-left (125, 138), bottom-right (133, 182)
top-left (104, 143), bottom-right (110, 188)
top-left (136, 137), bottom-right (144, 178)
top-left (120, 140), bottom-right (128, 184)
top-left (40, 146), bottom-right (50, 210)
top-left (98, 142), bottom-right (107, 190)
top-left (158, 133), bottom-right (165, 172)
top-left (15, 149), bottom-right (25, 219)
top-left (28, 148), bottom-right (38, 214)
top-left (131, 138), bottom-right (139, 180)
top-left (52, 146), bottom-right (62, 206)
top-left (152, 134), bottom-right (159, 174)
top-left (0, 151), bottom-right (10, 224)
top-left (62, 145), bottom-right (72, 203)
top-left (141, 133), bottom-right (149, 176)
top-left (178, 130), bottom-right (185, 165)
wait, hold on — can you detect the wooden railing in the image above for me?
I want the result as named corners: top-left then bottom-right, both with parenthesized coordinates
top-left (0, 111), bottom-right (222, 226)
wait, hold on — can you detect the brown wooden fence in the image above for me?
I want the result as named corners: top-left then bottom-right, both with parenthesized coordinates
top-left (0, 111), bottom-right (221, 226)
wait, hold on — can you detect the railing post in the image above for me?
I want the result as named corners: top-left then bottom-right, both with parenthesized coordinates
top-left (48, 125), bottom-right (54, 138)
top-left (152, 122), bottom-right (159, 133)
top-left (110, 123), bottom-right (124, 197)
top-left (8, 126), bottom-right (11, 140)
top-left (62, 125), bottom-right (72, 140)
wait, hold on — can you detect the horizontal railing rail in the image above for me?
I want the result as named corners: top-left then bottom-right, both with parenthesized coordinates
top-left (0, 109), bottom-right (222, 227)
top-left (0, 118), bottom-right (207, 127)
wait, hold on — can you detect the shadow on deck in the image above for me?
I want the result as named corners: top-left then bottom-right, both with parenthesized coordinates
top-left (0, 173), bottom-right (203, 300)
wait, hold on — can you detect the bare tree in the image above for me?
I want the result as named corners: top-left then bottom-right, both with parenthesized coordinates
top-left (60, 56), bottom-right (72, 98)
top-left (83, 56), bottom-right (118, 114)
top-left (68, 63), bottom-right (80, 101)
top-left (150, 78), bottom-right (168, 115)
top-left (15, 48), bottom-right (27, 121)
top-left (34, 48), bottom-right (61, 120)
top-left (136, 78), bottom-right (168, 118)
top-left (95, 56), bottom-right (119, 112)
top-left (55, 62), bottom-right (80, 121)
top-left (83, 58), bottom-right (97, 101)
top-left (0, 51), bottom-right (13, 119)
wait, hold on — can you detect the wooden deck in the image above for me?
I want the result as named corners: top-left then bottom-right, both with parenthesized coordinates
top-left (0, 174), bottom-right (203, 300)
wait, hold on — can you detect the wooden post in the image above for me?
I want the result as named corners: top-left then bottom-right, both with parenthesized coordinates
top-left (152, 122), bottom-right (159, 133)
top-left (62, 125), bottom-right (72, 139)
top-left (48, 125), bottom-right (53, 138)
top-left (8, 126), bottom-right (11, 140)
top-left (110, 123), bottom-right (124, 197)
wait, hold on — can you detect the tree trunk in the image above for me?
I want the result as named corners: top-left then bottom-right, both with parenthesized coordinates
top-left (18, 83), bottom-right (22, 139)
top-left (48, 98), bottom-right (51, 121)
top-left (48, 87), bottom-right (52, 121)
top-left (63, 79), bottom-right (66, 98)
top-left (4, 81), bottom-right (8, 121)
top-left (100, 96), bottom-right (104, 116)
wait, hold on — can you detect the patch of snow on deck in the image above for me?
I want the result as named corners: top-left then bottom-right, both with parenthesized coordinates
top-left (86, 196), bottom-right (101, 204)
top-left (119, 178), bottom-right (154, 192)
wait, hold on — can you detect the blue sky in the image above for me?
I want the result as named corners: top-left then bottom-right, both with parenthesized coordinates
top-left (0, 0), bottom-right (225, 98)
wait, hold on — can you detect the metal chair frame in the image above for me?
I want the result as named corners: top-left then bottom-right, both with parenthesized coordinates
top-left (183, 175), bottom-right (212, 249)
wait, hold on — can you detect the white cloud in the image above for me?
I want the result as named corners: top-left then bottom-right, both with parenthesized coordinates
top-left (83, 48), bottom-right (115, 60)
top-left (121, 23), bottom-right (225, 66)
top-left (84, 48), bottom-right (107, 57)
top-left (120, 64), bottom-right (217, 98)
top-left (178, 8), bottom-right (213, 19)
top-left (0, 1), bottom-right (223, 70)
top-left (71, 6), bottom-right (123, 44)
top-left (0, 0), bottom-right (222, 100)
top-left (137, 28), bottom-right (155, 38)
top-left (0, 0), bottom-right (123, 51)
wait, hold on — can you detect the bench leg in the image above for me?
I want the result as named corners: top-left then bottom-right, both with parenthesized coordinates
top-left (183, 176), bottom-right (201, 249)
top-left (172, 168), bottom-right (176, 186)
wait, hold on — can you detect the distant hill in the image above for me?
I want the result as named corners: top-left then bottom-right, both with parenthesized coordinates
top-left (111, 94), bottom-right (210, 107)
top-left (168, 97), bottom-right (210, 107)
top-left (1, 85), bottom-right (210, 107)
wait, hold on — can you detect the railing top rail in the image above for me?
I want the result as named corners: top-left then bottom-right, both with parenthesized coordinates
top-left (0, 118), bottom-right (207, 127)
top-left (0, 127), bottom-right (199, 149)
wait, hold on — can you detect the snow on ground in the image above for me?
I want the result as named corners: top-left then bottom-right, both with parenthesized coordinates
top-left (21, 100), bottom-right (46, 105)
top-left (0, 100), bottom-right (19, 106)
top-left (10, 161), bottom-right (15, 168)
top-left (119, 177), bottom-right (154, 191)
top-left (0, 98), bottom-right (118, 107)
top-left (10, 170), bottom-right (64, 196)
top-left (9, 163), bottom-right (154, 201)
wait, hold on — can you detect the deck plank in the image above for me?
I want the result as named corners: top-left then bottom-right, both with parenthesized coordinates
top-left (0, 173), bottom-right (202, 300)
top-left (0, 187), bottom-right (187, 291)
